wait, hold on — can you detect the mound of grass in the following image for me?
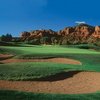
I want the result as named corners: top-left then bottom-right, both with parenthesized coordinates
top-left (0, 62), bottom-right (74, 80)
top-left (62, 44), bottom-right (100, 51)
top-left (0, 46), bottom-right (100, 80)
top-left (0, 90), bottom-right (100, 100)
top-left (76, 44), bottom-right (100, 51)
top-left (0, 54), bottom-right (100, 80)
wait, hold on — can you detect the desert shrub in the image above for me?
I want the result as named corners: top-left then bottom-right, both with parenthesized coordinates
top-left (40, 37), bottom-right (52, 44)
top-left (94, 38), bottom-right (100, 47)
top-left (24, 39), bottom-right (40, 45)
top-left (0, 41), bottom-right (14, 46)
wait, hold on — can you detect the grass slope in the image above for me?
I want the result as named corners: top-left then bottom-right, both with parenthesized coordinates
top-left (0, 90), bottom-right (100, 100)
top-left (0, 45), bottom-right (100, 80)
top-left (0, 45), bottom-right (100, 99)
top-left (0, 62), bottom-right (71, 80)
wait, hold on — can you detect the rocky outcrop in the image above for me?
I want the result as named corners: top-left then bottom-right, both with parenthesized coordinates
top-left (59, 24), bottom-right (100, 45)
top-left (87, 26), bottom-right (100, 45)
top-left (20, 29), bottom-right (58, 44)
top-left (92, 26), bottom-right (100, 38)
top-left (20, 31), bottom-right (30, 41)
top-left (20, 24), bottom-right (100, 45)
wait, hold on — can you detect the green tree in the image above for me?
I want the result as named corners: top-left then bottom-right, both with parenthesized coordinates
top-left (0, 33), bottom-right (12, 42)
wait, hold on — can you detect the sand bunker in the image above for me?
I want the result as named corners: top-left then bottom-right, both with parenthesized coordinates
top-left (0, 71), bottom-right (100, 94)
top-left (0, 54), bottom-right (13, 60)
top-left (0, 54), bottom-right (81, 65)
top-left (0, 55), bottom-right (81, 65)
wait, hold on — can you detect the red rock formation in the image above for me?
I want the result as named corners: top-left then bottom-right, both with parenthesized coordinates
top-left (58, 24), bottom-right (95, 44)
top-left (20, 31), bottom-right (30, 41)
top-left (92, 26), bottom-right (100, 38)
top-left (20, 24), bottom-right (100, 45)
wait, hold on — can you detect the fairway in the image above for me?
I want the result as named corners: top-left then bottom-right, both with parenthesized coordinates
top-left (0, 45), bottom-right (99, 55)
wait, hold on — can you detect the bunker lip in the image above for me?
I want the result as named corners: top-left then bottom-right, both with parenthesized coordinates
top-left (0, 54), bottom-right (13, 60)
top-left (0, 71), bottom-right (100, 94)
top-left (0, 56), bottom-right (82, 65)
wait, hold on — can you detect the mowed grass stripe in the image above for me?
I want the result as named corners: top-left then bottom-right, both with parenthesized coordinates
top-left (0, 46), bottom-right (100, 80)
top-left (0, 90), bottom-right (100, 100)
top-left (0, 46), bottom-right (100, 55)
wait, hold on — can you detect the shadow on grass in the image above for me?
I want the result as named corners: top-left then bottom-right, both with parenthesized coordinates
top-left (34, 71), bottom-right (81, 82)
top-left (0, 62), bottom-right (4, 64)
top-left (0, 56), bottom-right (14, 61)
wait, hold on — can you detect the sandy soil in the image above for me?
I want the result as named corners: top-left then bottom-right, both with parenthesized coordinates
top-left (2, 58), bottom-right (82, 65)
top-left (0, 54), bottom-right (13, 59)
top-left (1, 54), bottom-right (99, 94)
top-left (0, 71), bottom-right (100, 94)
top-left (0, 54), bottom-right (81, 65)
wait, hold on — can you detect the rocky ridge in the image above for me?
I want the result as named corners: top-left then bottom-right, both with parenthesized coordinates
top-left (20, 24), bottom-right (100, 45)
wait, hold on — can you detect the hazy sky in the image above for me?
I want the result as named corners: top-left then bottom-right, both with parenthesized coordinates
top-left (0, 0), bottom-right (100, 36)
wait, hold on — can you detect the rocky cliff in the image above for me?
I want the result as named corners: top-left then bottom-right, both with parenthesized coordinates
top-left (20, 24), bottom-right (100, 45)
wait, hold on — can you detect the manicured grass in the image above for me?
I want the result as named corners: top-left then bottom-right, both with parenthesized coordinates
top-left (62, 44), bottom-right (100, 51)
top-left (0, 45), bottom-right (100, 80)
top-left (0, 55), bottom-right (99, 80)
top-left (0, 62), bottom-right (72, 80)
top-left (0, 45), bottom-right (100, 99)
top-left (0, 90), bottom-right (100, 100)
top-left (0, 45), bottom-right (99, 56)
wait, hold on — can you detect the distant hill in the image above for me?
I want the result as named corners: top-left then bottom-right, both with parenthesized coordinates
top-left (20, 24), bottom-right (100, 46)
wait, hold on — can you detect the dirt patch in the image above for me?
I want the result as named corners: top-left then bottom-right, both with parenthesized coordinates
top-left (0, 54), bottom-right (82, 65)
top-left (0, 71), bottom-right (100, 94)
top-left (1, 57), bottom-right (82, 65)
top-left (0, 54), bottom-right (13, 60)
